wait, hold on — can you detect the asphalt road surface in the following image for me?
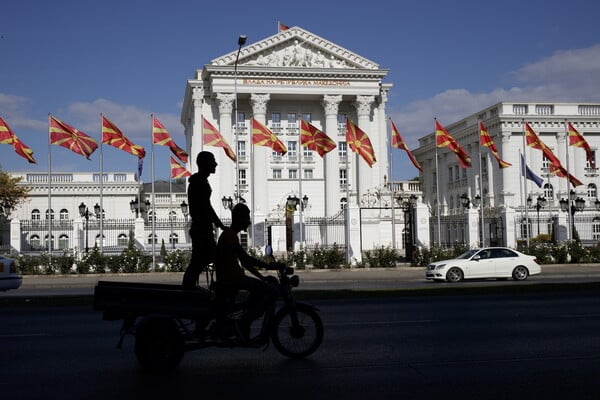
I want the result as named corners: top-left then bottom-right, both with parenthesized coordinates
top-left (1, 288), bottom-right (599, 399)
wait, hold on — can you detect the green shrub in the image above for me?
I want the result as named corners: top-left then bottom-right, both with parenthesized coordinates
top-left (163, 249), bottom-right (191, 272)
top-left (363, 246), bottom-right (398, 268)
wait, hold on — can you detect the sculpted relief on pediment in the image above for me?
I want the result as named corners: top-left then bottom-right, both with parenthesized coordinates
top-left (241, 40), bottom-right (353, 69)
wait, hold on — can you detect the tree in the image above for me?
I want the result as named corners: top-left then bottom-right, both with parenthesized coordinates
top-left (0, 170), bottom-right (29, 209)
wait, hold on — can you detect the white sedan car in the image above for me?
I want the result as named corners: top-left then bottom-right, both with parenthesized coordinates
top-left (426, 247), bottom-right (541, 283)
top-left (0, 255), bottom-right (22, 292)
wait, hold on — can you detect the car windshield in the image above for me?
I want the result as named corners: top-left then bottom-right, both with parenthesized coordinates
top-left (456, 250), bottom-right (478, 259)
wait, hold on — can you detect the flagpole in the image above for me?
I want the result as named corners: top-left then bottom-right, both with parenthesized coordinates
top-left (434, 118), bottom-right (441, 247)
top-left (564, 119), bottom-right (573, 241)
top-left (150, 114), bottom-right (156, 269)
top-left (477, 121), bottom-right (485, 247)
top-left (388, 118), bottom-right (396, 251)
top-left (170, 166), bottom-right (174, 249)
top-left (99, 114), bottom-right (104, 254)
top-left (298, 121), bottom-right (304, 245)
top-left (522, 120), bottom-right (530, 247)
top-left (47, 114), bottom-right (53, 256)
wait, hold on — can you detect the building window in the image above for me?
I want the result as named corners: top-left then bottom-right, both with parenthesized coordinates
top-left (304, 169), bottom-right (313, 179)
top-left (586, 150), bottom-right (597, 171)
top-left (30, 235), bottom-right (41, 249)
top-left (46, 209), bottom-right (54, 220)
top-left (273, 169), bottom-right (282, 179)
top-left (287, 113), bottom-right (298, 135)
top-left (448, 167), bottom-right (453, 182)
top-left (169, 233), bottom-right (179, 245)
top-left (593, 218), bottom-right (600, 241)
top-left (31, 209), bottom-right (40, 221)
top-left (148, 234), bottom-right (157, 244)
top-left (339, 141), bottom-right (347, 161)
top-left (301, 112), bottom-right (311, 123)
top-left (60, 209), bottom-right (69, 221)
top-left (239, 169), bottom-right (247, 187)
top-left (588, 183), bottom-right (597, 199)
top-left (237, 140), bottom-right (247, 161)
top-left (117, 234), bottom-right (128, 247)
top-left (544, 184), bottom-right (554, 200)
top-left (542, 155), bottom-right (550, 171)
top-left (339, 169), bottom-right (347, 189)
top-left (45, 234), bottom-right (54, 250)
top-left (271, 112), bottom-right (281, 134)
top-left (520, 218), bottom-right (532, 239)
top-left (337, 114), bottom-right (346, 134)
top-left (288, 141), bottom-right (298, 161)
top-left (289, 169), bottom-right (298, 179)
top-left (341, 197), bottom-right (347, 210)
top-left (169, 210), bottom-right (177, 221)
top-left (148, 210), bottom-right (156, 222)
top-left (303, 147), bottom-right (313, 158)
top-left (58, 234), bottom-right (69, 250)
top-left (481, 156), bottom-right (488, 175)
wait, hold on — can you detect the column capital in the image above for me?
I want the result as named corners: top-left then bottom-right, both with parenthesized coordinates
top-left (322, 94), bottom-right (343, 116)
top-left (251, 93), bottom-right (270, 115)
top-left (216, 93), bottom-right (235, 115)
top-left (192, 86), bottom-right (204, 103)
top-left (556, 130), bottom-right (567, 143)
top-left (354, 95), bottom-right (375, 117)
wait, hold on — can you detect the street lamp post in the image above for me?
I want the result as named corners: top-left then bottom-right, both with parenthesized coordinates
top-left (285, 194), bottom-right (309, 251)
top-left (401, 194), bottom-right (417, 261)
top-left (79, 202), bottom-right (101, 253)
top-left (234, 34), bottom-right (247, 202)
top-left (560, 190), bottom-right (585, 242)
top-left (527, 196), bottom-right (547, 237)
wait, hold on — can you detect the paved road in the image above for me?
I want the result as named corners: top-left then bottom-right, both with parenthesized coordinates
top-left (3, 264), bottom-right (600, 297)
top-left (2, 290), bottom-right (599, 399)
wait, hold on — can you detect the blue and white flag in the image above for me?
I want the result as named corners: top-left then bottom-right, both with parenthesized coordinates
top-left (520, 154), bottom-right (543, 188)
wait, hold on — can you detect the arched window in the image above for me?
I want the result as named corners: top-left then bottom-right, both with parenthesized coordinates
top-left (147, 210), bottom-right (156, 222)
top-left (30, 235), bottom-right (41, 249)
top-left (58, 234), bottom-right (69, 250)
top-left (31, 209), bottom-right (41, 221)
top-left (95, 234), bottom-right (105, 247)
top-left (169, 233), bottom-right (179, 245)
top-left (340, 197), bottom-right (347, 210)
top-left (59, 209), bottom-right (69, 221)
top-left (169, 210), bottom-right (177, 222)
top-left (544, 184), bottom-right (554, 200)
top-left (45, 234), bottom-right (54, 250)
top-left (587, 183), bottom-right (597, 199)
top-left (148, 233), bottom-right (157, 244)
top-left (117, 233), bottom-right (128, 247)
top-left (45, 209), bottom-right (54, 220)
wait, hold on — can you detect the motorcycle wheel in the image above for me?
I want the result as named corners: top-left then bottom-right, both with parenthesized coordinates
top-left (135, 317), bottom-right (184, 372)
top-left (271, 303), bottom-right (323, 359)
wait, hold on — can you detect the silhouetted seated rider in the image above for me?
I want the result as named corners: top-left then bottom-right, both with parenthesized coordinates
top-left (213, 203), bottom-right (278, 342)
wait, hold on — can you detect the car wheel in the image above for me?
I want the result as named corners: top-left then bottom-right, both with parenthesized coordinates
top-left (446, 267), bottom-right (463, 283)
top-left (512, 266), bottom-right (529, 281)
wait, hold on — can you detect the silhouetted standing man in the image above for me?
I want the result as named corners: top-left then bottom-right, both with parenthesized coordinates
top-left (182, 151), bottom-right (226, 289)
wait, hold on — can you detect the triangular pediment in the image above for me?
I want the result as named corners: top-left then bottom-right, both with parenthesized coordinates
top-left (211, 26), bottom-right (379, 70)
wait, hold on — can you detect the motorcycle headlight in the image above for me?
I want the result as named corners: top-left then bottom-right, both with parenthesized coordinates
top-left (435, 264), bottom-right (446, 270)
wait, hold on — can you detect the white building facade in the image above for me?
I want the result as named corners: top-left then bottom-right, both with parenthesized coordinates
top-left (413, 102), bottom-right (600, 249)
top-left (180, 26), bottom-right (425, 258)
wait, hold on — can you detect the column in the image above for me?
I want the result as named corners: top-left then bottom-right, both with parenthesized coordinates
top-left (10, 218), bottom-right (21, 253)
top-left (250, 93), bottom-right (270, 247)
top-left (466, 208), bottom-right (480, 248)
top-left (502, 207), bottom-right (516, 248)
top-left (556, 131), bottom-right (568, 196)
top-left (354, 95), bottom-right (375, 202)
top-left (373, 90), bottom-right (389, 189)
top-left (190, 87), bottom-right (205, 174)
top-left (322, 94), bottom-right (342, 216)
top-left (414, 202), bottom-right (431, 249)
top-left (216, 92), bottom-right (235, 216)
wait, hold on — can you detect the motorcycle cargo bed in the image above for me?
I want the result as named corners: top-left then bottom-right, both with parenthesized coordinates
top-left (93, 280), bottom-right (212, 320)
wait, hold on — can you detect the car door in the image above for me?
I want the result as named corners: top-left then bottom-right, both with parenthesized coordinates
top-left (493, 248), bottom-right (519, 277)
top-left (469, 250), bottom-right (496, 278)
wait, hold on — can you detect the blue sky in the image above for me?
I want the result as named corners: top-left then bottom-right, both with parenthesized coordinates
top-left (2, 0), bottom-right (600, 181)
